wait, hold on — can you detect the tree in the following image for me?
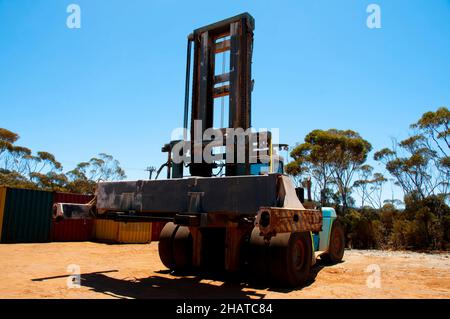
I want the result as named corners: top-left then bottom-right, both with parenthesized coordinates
top-left (66, 153), bottom-right (126, 194)
top-left (374, 203), bottom-right (399, 248)
top-left (354, 166), bottom-right (387, 209)
top-left (374, 107), bottom-right (450, 250)
top-left (0, 169), bottom-right (35, 189)
top-left (0, 127), bottom-right (127, 194)
top-left (27, 151), bottom-right (63, 177)
top-left (383, 198), bottom-right (403, 208)
top-left (0, 128), bottom-right (33, 187)
top-left (353, 165), bottom-right (374, 208)
top-left (326, 130), bottom-right (372, 212)
top-left (287, 129), bottom-right (372, 212)
top-left (411, 106), bottom-right (449, 194)
top-left (30, 171), bottom-right (68, 192)
top-left (0, 128), bottom-right (18, 159)
top-left (376, 107), bottom-right (449, 200)
top-left (3, 145), bottom-right (31, 174)
top-left (286, 131), bottom-right (337, 205)
top-left (412, 107), bottom-right (449, 156)
top-left (340, 208), bottom-right (377, 249)
top-left (395, 194), bottom-right (449, 249)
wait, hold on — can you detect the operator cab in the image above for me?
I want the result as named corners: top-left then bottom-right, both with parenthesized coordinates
top-left (249, 143), bottom-right (287, 176)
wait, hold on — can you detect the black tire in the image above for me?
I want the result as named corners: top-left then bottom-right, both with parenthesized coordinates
top-left (321, 220), bottom-right (345, 264)
top-left (268, 232), bottom-right (312, 287)
top-left (247, 227), bottom-right (269, 283)
top-left (158, 222), bottom-right (178, 270)
top-left (172, 226), bottom-right (193, 270)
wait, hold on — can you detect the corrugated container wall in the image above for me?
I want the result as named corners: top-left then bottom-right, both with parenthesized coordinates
top-left (51, 219), bottom-right (94, 242)
top-left (0, 187), bottom-right (7, 238)
top-left (1, 188), bottom-right (53, 243)
top-left (93, 220), bottom-right (152, 244)
top-left (51, 192), bottom-right (95, 242)
top-left (93, 219), bottom-right (119, 242)
top-left (118, 222), bottom-right (152, 243)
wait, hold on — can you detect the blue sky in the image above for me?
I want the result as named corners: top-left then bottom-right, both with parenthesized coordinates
top-left (1, 1), bottom-right (449, 203)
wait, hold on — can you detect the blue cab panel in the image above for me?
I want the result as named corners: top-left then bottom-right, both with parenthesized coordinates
top-left (317, 207), bottom-right (337, 252)
top-left (313, 233), bottom-right (320, 251)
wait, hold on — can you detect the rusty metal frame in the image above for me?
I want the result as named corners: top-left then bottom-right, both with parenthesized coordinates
top-left (255, 207), bottom-right (323, 238)
top-left (189, 13), bottom-right (255, 177)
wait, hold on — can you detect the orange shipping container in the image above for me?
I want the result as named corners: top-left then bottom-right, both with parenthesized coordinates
top-left (93, 219), bottom-right (119, 242)
top-left (118, 222), bottom-right (152, 244)
top-left (93, 219), bottom-right (152, 244)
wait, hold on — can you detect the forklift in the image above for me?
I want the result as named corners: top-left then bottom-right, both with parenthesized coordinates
top-left (75, 13), bottom-right (344, 287)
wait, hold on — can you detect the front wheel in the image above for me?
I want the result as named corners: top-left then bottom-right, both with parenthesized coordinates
top-left (321, 220), bottom-right (345, 264)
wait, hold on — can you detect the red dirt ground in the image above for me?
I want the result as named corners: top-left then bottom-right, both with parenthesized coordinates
top-left (0, 242), bottom-right (448, 299)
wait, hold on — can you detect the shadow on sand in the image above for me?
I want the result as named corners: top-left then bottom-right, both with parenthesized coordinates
top-left (31, 259), bottom-right (333, 299)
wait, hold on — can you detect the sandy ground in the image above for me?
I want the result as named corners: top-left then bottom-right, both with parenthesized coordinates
top-left (0, 242), bottom-right (448, 299)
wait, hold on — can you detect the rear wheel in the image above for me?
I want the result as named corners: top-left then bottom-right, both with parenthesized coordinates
top-left (268, 232), bottom-right (312, 287)
top-left (158, 223), bottom-right (193, 271)
top-left (158, 222), bottom-right (178, 270)
top-left (321, 220), bottom-right (345, 264)
top-left (173, 226), bottom-right (193, 270)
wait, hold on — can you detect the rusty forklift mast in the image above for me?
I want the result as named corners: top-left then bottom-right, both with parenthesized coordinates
top-left (63, 13), bottom-right (345, 287)
top-left (188, 12), bottom-right (254, 177)
top-left (164, 13), bottom-right (263, 179)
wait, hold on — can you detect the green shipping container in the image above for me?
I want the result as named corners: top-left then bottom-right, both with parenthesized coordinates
top-left (1, 188), bottom-right (53, 243)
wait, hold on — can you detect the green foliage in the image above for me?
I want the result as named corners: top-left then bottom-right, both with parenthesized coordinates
top-left (0, 128), bottom-right (19, 148)
top-left (340, 196), bottom-right (449, 250)
top-left (286, 107), bottom-right (449, 250)
top-left (287, 129), bottom-right (371, 210)
top-left (30, 171), bottom-right (69, 192)
top-left (343, 107), bottom-right (449, 250)
top-left (0, 169), bottom-right (36, 189)
top-left (412, 107), bottom-right (449, 147)
top-left (376, 106), bottom-right (449, 199)
top-left (0, 127), bottom-right (126, 194)
top-left (402, 194), bottom-right (449, 249)
top-left (341, 208), bottom-right (378, 249)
